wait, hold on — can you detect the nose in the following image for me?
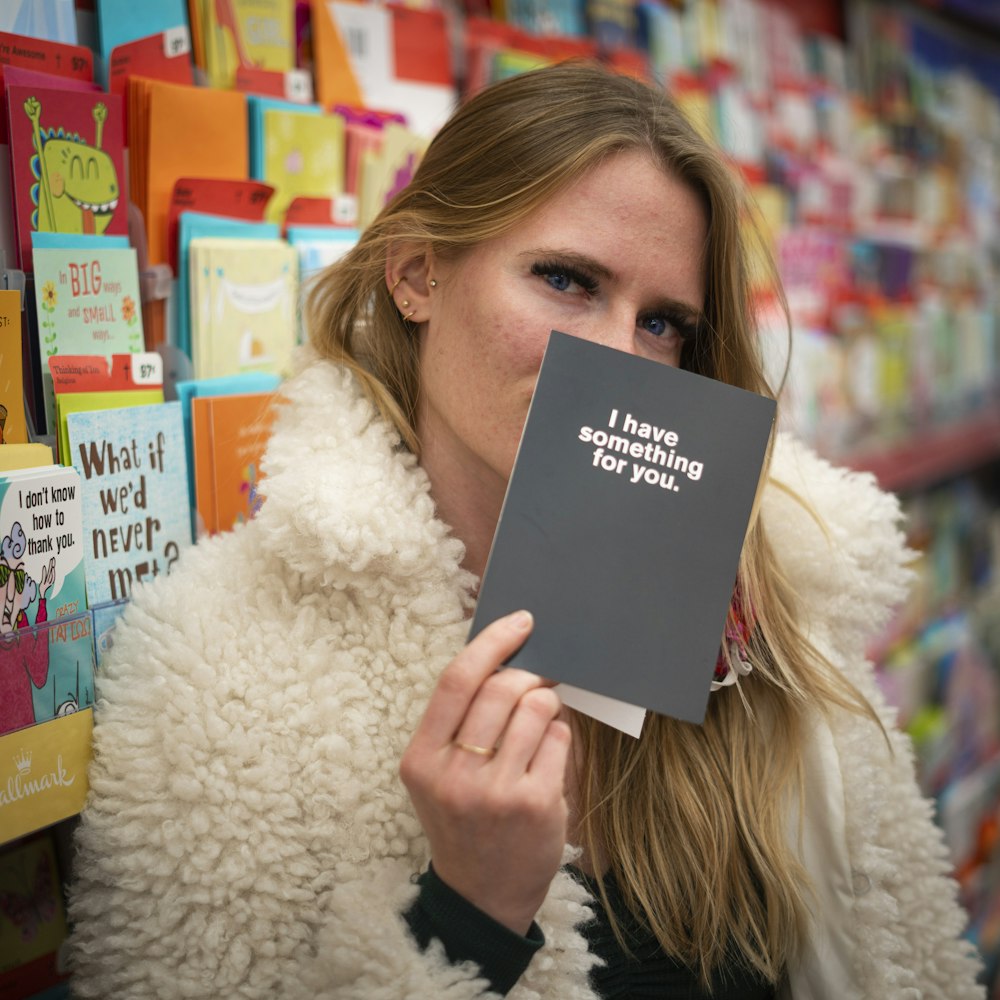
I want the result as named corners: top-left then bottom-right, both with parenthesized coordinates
top-left (585, 307), bottom-right (641, 357)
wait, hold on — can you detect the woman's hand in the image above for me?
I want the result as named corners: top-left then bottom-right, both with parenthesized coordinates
top-left (400, 610), bottom-right (572, 935)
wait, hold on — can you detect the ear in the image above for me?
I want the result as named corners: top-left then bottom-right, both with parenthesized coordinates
top-left (385, 244), bottom-right (437, 324)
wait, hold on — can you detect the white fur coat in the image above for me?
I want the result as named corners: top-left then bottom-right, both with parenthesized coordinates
top-left (68, 360), bottom-right (984, 998)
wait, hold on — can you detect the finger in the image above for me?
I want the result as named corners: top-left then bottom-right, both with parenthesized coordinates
top-left (453, 667), bottom-right (552, 756)
top-left (527, 718), bottom-right (572, 787)
top-left (492, 686), bottom-right (563, 777)
top-left (411, 610), bottom-right (533, 752)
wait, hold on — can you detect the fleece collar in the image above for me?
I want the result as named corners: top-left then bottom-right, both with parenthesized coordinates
top-left (255, 358), bottom-right (476, 604)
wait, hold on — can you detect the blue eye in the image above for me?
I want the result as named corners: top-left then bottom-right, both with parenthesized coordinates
top-left (640, 309), bottom-right (700, 341)
top-left (643, 316), bottom-right (669, 337)
top-left (531, 260), bottom-right (599, 295)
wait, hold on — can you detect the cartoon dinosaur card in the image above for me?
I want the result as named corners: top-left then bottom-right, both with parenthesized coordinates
top-left (4, 77), bottom-right (128, 271)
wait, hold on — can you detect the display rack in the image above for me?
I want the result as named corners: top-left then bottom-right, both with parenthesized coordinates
top-left (843, 404), bottom-right (1000, 491)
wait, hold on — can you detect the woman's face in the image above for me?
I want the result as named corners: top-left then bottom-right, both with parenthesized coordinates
top-left (416, 150), bottom-right (709, 498)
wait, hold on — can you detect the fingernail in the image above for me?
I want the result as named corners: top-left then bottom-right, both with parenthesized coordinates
top-left (508, 609), bottom-right (533, 630)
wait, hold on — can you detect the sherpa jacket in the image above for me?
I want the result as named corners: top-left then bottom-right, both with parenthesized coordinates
top-left (68, 358), bottom-right (984, 999)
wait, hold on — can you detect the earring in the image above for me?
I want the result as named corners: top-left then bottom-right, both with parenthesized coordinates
top-left (429, 279), bottom-right (437, 288)
top-left (404, 310), bottom-right (416, 320)
top-left (401, 299), bottom-right (410, 308)
top-left (390, 276), bottom-right (403, 293)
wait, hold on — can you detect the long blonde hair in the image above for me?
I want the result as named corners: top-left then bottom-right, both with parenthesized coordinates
top-left (306, 60), bottom-right (880, 987)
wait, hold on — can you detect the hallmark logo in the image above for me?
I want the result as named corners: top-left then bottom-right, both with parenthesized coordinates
top-left (1, 751), bottom-right (75, 808)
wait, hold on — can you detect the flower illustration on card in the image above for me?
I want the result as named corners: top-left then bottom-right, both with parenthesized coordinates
top-left (122, 294), bottom-right (143, 350)
top-left (39, 280), bottom-right (58, 354)
top-left (238, 463), bottom-right (265, 523)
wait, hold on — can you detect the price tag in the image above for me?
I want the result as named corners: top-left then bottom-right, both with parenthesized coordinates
top-left (48, 353), bottom-right (165, 392)
top-left (109, 30), bottom-right (193, 97)
top-left (166, 177), bottom-right (275, 272)
top-left (284, 69), bottom-right (314, 104)
top-left (0, 32), bottom-right (94, 141)
top-left (0, 32), bottom-right (93, 80)
top-left (162, 26), bottom-right (191, 60)
top-left (331, 194), bottom-right (359, 226)
top-left (131, 352), bottom-right (164, 386)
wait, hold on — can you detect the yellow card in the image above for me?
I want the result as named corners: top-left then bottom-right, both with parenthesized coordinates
top-left (0, 289), bottom-right (28, 446)
top-left (263, 107), bottom-right (345, 224)
top-left (0, 443), bottom-right (54, 472)
top-left (57, 389), bottom-right (164, 466)
top-left (0, 710), bottom-right (93, 846)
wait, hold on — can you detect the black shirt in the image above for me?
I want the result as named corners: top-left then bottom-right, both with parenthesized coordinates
top-left (405, 865), bottom-right (780, 998)
top-left (572, 868), bottom-right (778, 1000)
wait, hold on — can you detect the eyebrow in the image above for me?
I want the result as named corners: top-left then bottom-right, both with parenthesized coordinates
top-left (523, 247), bottom-right (707, 326)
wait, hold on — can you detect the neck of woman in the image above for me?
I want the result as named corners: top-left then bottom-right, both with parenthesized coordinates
top-left (417, 432), bottom-right (507, 587)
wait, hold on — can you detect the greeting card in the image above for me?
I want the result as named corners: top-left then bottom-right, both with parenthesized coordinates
top-left (191, 390), bottom-right (277, 537)
top-left (254, 101), bottom-right (345, 224)
top-left (66, 401), bottom-right (192, 604)
top-left (0, 289), bottom-right (28, 446)
top-left (5, 79), bottom-right (127, 269)
top-left (470, 331), bottom-right (776, 728)
top-left (31, 245), bottom-right (144, 432)
top-left (202, 0), bottom-right (295, 90)
top-left (0, 832), bottom-right (70, 993)
top-left (188, 236), bottom-right (298, 379)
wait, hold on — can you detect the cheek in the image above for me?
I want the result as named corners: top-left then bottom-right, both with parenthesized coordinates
top-left (488, 306), bottom-right (552, 376)
top-left (428, 269), bottom-right (552, 404)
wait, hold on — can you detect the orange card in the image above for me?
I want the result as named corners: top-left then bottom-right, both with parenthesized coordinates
top-left (191, 391), bottom-right (277, 536)
top-left (309, 0), bottom-right (363, 108)
top-left (144, 80), bottom-right (248, 265)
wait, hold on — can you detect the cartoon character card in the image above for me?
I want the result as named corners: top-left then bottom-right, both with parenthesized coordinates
top-left (5, 73), bottom-right (128, 270)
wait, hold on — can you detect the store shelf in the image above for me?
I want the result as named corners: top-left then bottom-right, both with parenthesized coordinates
top-left (838, 403), bottom-right (1000, 492)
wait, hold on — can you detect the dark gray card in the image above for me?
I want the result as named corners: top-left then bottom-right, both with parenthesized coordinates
top-left (469, 330), bottom-right (777, 724)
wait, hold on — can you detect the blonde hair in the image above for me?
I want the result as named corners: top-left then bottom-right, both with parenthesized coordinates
top-left (306, 60), bottom-right (880, 988)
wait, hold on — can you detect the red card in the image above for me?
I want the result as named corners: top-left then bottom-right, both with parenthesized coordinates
top-left (166, 177), bottom-right (275, 272)
top-left (5, 82), bottom-right (128, 269)
top-left (108, 30), bottom-right (194, 99)
top-left (284, 195), bottom-right (358, 229)
top-left (48, 352), bottom-right (163, 393)
top-left (0, 32), bottom-right (93, 80)
top-left (0, 32), bottom-right (94, 142)
top-left (389, 5), bottom-right (453, 87)
top-left (234, 66), bottom-right (313, 104)
top-left (605, 48), bottom-right (651, 83)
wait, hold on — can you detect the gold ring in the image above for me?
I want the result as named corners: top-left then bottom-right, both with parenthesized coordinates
top-left (454, 741), bottom-right (496, 758)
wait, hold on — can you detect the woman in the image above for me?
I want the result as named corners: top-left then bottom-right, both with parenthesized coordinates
top-left (69, 61), bottom-right (983, 998)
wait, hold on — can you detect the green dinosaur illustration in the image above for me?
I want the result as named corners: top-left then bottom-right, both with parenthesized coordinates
top-left (23, 96), bottom-right (120, 237)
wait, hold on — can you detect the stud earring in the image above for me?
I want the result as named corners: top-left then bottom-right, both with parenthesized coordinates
top-left (401, 299), bottom-right (410, 308)
top-left (429, 279), bottom-right (438, 288)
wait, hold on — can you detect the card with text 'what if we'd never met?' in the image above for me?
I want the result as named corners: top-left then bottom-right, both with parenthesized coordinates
top-left (469, 330), bottom-right (777, 727)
